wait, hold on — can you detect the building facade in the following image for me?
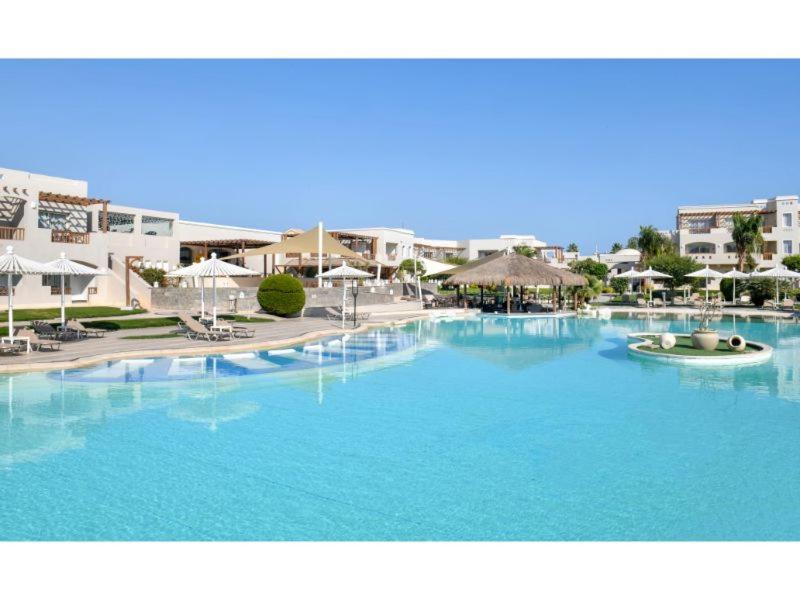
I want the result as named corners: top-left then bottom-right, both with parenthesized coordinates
top-left (0, 167), bottom-right (178, 309)
top-left (675, 195), bottom-right (800, 270)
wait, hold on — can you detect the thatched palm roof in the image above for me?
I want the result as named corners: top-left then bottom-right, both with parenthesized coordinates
top-left (445, 251), bottom-right (587, 287)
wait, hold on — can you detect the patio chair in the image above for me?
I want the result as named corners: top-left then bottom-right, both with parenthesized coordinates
top-left (177, 312), bottom-right (232, 341)
top-left (672, 296), bottom-right (685, 306)
top-left (652, 298), bottom-right (664, 308)
top-left (32, 321), bottom-right (76, 341)
top-left (66, 319), bottom-right (106, 338)
top-left (636, 298), bottom-right (647, 307)
top-left (0, 342), bottom-right (20, 356)
top-left (215, 317), bottom-right (255, 338)
top-left (17, 327), bottom-right (61, 351)
top-left (782, 298), bottom-right (795, 310)
top-left (763, 299), bottom-right (776, 310)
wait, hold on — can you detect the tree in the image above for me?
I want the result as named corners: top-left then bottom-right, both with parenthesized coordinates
top-left (731, 213), bottom-right (764, 272)
top-left (570, 258), bottom-right (608, 280)
top-left (626, 237), bottom-right (639, 250)
top-left (566, 242), bottom-right (579, 253)
top-left (610, 277), bottom-right (628, 295)
top-left (745, 277), bottom-right (792, 307)
top-left (257, 274), bottom-right (306, 316)
top-left (610, 242), bottom-right (623, 253)
top-left (398, 259), bottom-right (425, 278)
top-left (635, 225), bottom-right (673, 266)
top-left (513, 245), bottom-right (538, 258)
top-left (782, 255), bottom-right (800, 272)
top-left (647, 254), bottom-right (701, 290)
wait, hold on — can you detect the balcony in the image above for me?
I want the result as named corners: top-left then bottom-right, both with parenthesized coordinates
top-left (0, 226), bottom-right (25, 241)
top-left (50, 286), bottom-right (70, 295)
top-left (52, 230), bottom-right (90, 244)
top-left (687, 227), bottom-right (712, 234)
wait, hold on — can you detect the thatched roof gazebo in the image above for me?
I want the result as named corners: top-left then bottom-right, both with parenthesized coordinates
top-left (444, 251), bottom-right (587, 313)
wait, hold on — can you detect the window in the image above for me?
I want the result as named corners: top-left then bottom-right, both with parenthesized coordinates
top-left (783, 213), bottom-right (793, 227)
top-left (783, 240), bottom-right (793, 254)
top-left (38, 210), bottom-right (68, 230)
top-left (107, 211), bottom-right (135, 233)
top-left (685, 243), bottom-right (715, 254)
top-left (42, 274), bottom-right (69, 288)
top-left (179, 247), bottom-right (193, 265)
top-left (141, 215), bottom-right (173, 236)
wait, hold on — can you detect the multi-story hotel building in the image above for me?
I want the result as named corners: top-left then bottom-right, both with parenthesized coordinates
top-left (675, 195), bottom-right (800, 270)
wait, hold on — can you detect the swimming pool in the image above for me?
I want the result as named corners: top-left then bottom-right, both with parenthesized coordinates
top-left (2, 314), bottom-right (800, 540)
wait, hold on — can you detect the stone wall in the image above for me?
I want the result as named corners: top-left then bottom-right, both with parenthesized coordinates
top-left (149, 284), bottom-right (418, 315)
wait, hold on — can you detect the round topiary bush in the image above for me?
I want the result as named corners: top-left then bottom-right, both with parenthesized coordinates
top-left (257, 274), bottom-right (306, 317)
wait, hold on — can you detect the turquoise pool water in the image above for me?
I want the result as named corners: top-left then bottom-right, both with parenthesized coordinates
top-left (2, 314), bottom-right (800, 540)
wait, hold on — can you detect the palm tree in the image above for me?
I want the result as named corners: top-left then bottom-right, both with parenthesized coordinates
top-left (566, 242), bottom-right (579, 253)
top-left (731, 213), bottom-right (764, 272)
top-left (635, 225), bottom-right (672, 266)
top-left (610, 242), bottom-right (623, 253)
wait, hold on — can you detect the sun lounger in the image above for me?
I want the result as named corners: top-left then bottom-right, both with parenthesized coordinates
top-left (17, 327), bottom-right (61, 351)
top-left (636, 298), bottom-right (647, 307)
top-left (177, 312), bottom-right (232, 341)
top-left (0, 342), bottom-right (20, 356)
top-left (66, 319), bottom-right (106, 338)
top-left (762, 299), bottom-right (776, 310)
top-left (672, 296), bottom-right (685, 306)
top-left (32, 320), bottom-right (76, 341)
top-left (652, 298), bottom-right (664, 307)
top-left (782, 298), bottom-right (795, 310)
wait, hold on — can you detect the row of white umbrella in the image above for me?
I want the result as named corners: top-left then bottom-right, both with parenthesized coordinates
top-left (0, 246), bottom-right (106, 342)
top-left (618, 264), bottom-right (800, 303)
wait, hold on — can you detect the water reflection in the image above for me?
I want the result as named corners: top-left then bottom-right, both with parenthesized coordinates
top-left (0, 328), bottom-right (434, 467)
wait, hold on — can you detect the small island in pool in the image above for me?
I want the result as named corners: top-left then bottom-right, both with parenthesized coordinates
top-left (627, 332), bottom-right (773, 366)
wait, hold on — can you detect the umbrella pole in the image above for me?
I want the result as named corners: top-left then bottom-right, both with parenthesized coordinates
top-left (7, 273), bottom-right (13, 343)
top-left (60, 272), bottom-right (66, 327)
top-left (212, 271), bottom-right (217, 326)
top-left (342, 278), bottom-right (346, 329)
top-left (506, 286), bottom-right (510, 315)
top-left (200, 277), bottom-right (205, 319)
top-left (705, 276), bottom-right (709, 303)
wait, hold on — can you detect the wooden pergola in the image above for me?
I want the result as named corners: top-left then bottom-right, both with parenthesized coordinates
top-left (180, 239), bottom-right (276, 275)
top-left (39, 191), bottom-right (111, 232)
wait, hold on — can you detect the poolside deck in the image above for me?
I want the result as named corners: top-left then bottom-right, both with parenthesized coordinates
top-left (0, 308), bottom-right (456, 374)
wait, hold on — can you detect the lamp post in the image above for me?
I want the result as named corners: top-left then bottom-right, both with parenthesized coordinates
top-left (351, 279), bottom-right (359, 328)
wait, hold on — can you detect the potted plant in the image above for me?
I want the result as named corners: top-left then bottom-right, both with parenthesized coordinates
top-left (691, 302), bottom-right (720, 351)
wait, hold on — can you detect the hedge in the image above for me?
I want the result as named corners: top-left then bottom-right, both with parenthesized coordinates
top-left (257, 274), bottom-right (306, 317)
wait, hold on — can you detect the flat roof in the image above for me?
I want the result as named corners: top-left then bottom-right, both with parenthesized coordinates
top-left (179, 219), bottom-right (282, 235)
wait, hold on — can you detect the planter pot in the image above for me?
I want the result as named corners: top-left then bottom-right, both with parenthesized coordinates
top-left (691, 329), bottom-right (719, 351)
top-left (727, 334), bottom-right (747, 352)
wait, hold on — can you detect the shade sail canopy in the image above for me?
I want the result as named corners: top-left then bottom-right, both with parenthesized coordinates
top-left (318, 262), bottom-right (373, 279)
top-left (167, 256), bottom-right (259, 278)
top-left (721, 268), bottom-right (749, 279)
top-left (638, 267), bottom-right (672, 279)
top-left (751, 265), bottom-right (800, 278)
top-left (686, 266), bottom-right (725, 279)
top-left (419, 257), bottom-right (457, 277)
top-left (43, 252), bottom-right (105, 276)
top-left (223, 225), bottom-right (363, 261)
top-left (445, 251), bottom-right (587, 287)
top-left (0, 246), bottom-right (50, 275)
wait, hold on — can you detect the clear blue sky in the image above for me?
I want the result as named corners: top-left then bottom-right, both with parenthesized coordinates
top-left (2, 60), bottom-right (799, 251)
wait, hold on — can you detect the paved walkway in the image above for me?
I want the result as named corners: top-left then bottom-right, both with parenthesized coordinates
top-left (0, 309), bottom-right (458, 374)
top-left (599, 304), bottom-right (798, 319)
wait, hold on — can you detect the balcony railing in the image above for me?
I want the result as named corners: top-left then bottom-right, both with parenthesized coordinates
top-left (763, 252), bottom-right (774, 260)
top-left (687, 227), bottom-right (712, 234)
top-left (763, 226), bottom-right (774, 234)
top-left (0, 226), bottom-right (25, 241)
top-left (52, 230), bottom-right (90, 244)
top-left (50, 286), bottom-right (70, 295)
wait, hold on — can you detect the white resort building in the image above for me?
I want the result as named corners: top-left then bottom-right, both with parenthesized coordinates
top-left (676, 195), bottom-right (800, 270)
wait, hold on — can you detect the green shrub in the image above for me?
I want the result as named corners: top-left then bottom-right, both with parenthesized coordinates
top-left (570, 259), bottom-right (608, 280)
top-left (257, 274), bottom-right (306, 316)
top-left (610, 277), bottom-right (628, 295)
top-left (140, 267), bottom-right (167, 286)
top-left (745, 278), bottom-right (793, 307)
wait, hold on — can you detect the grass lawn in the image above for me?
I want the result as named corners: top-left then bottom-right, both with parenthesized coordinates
top-left (0, 306), bottom-right (147, 321)
top-left (638, 334), bottom-right (754, 356)
top-left (227, 315), bottom-right (274, 323)
top-left (120, 332), bottom-right (183, 340)
top-left (85, 317), bottom-right (180, 331)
